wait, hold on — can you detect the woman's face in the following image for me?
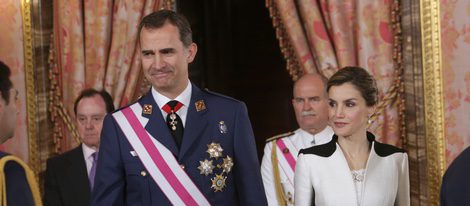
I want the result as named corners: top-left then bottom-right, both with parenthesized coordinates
top-left (328, 83), bottom-right (374, 138)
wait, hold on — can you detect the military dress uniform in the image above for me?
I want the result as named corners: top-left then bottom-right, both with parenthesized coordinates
top-left (91, 83), bottom-right (267, 206)
top-left (261, 127), bottom-right (333, 206)
top-left (0, 152), bottom-right (42, 206)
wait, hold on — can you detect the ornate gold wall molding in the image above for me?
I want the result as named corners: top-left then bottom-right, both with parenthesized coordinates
top-left (21, 0), bottom-right (40, 177)
top-left (420, 0), bottom-right (445, 205)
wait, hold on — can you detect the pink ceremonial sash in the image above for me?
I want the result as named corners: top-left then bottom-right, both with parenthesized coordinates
top-left (113, 103), bottom-right (210, 206)
top-left (276, 139), bottom-right (296, 171)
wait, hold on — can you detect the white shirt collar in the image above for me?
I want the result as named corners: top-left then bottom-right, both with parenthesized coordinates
top-left (82, 143), bottom-right (97, 160)
top-left (151, 81), bottom-right (192, 127)
top-left (299, 126), bottom-right (334, 147)
top-left (151, 81), bottom-right (192, 109)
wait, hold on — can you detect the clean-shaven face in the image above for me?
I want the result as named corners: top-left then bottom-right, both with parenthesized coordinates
top-left (140, 23), bottom-right (197, 98)
top-left (0, 88), bottom-right (18, 144)
top-left (76, 95), bottom-right (107, 150)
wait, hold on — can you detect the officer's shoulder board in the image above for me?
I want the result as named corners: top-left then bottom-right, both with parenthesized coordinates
top-left (265, 131), bottom-right (295, 143)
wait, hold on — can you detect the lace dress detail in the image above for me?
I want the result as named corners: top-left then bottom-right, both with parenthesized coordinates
top-left (351, 169), bottom-right (365, 206)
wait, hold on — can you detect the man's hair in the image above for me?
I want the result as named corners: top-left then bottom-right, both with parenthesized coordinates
top-left (293, 73), bottom-right (329, 97)
top-left (73, 89), bottom-right (115, 115)
top-left (138, 10), bottom-right (193, 47)
top-left (0, 61), bottom-right (13, 104)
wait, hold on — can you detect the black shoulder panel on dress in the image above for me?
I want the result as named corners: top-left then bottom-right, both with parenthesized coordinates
top-left (298, 136), bottom-right (337, 157)
top-left (374, 141), bottom-right (406, 157)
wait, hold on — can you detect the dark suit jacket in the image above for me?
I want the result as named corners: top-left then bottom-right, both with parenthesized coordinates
top-left (0, 151), bottom-right (34, 206)
top-left (43, 145), bottom-right (91, 206)
top-left (91, 84), bottom-right (267, 206)
top-left (441, 146), bottom-right (470, 206)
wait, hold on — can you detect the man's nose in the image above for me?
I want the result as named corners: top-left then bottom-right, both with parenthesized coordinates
top-left (302, 101), bottom-right (312, 110)
top-left (85, 120), bottom-right (94, 129)
top-left (153, 54), bottom-right (166, 69)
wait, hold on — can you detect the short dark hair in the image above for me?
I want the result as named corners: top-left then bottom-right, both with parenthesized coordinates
top-left (138, 10), bottom-right (193, 47)
top-left (73, 89), bottom-right (115, 115)
top-left (327, 66), bottom-right (378, 106)
top-left (0, 61), bottom-right (13, 104)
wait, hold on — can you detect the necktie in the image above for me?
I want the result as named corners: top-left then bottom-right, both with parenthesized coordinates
top-left (163, 100), bottom-right (184, 148)
top-left (89, 152), bottom-right (98, 190)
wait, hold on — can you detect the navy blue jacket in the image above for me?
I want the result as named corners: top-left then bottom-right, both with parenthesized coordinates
top-left (441, 146), bottom-right (470, 206)
top-left (91, 85), bottom-right (267, 206)
top-left (0, 151), bottom-right (34, 206)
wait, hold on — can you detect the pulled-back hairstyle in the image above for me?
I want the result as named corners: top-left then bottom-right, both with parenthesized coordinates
top-left (0, 61), bottom-right (13, 104)
top-left (327, 66), bottom-right (378, 107)
top-left (138, 10), bottom-right (193, 47)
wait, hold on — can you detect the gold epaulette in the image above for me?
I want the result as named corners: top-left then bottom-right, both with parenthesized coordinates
top-left (265, 131), bottom-right (295, 143)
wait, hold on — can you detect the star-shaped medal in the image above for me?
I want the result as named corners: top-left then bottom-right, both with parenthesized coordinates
top-left (197, 159), bottom-right (214, 176)
top-left (217, 155), bottom-right (234, 174)
top-left (206, 142), bottom-right (223, 159)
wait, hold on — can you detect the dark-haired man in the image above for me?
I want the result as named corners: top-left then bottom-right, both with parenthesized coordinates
top-left (0, 61), bottom-right (40, 206)
top-left (91, 10), bottom-right (267, 206)
top-left (44, 89), bottom-right (114, 206)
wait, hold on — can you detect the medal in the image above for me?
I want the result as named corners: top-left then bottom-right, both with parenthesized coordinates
top-left (211, 173), bottom-right (227, 192)
top-left (207, 142), bottom-right (223, 159)
top-left (217, 155), bottom-right (234, 174)
top-left (195, 100), bottom-right (206, 112)
top-left (143, 104), bottom-right (152, 115)
top-left (197, 159), bottom-right (214, 176)
top-left (169, 112), bottom-right (178, 131)
top-left (218, 121), bottom-right (228, 134)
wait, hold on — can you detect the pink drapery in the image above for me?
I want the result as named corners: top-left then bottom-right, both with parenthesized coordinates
top-left (0, 0), bottom-right (29, 161)
top-left (50, 0), bottom-right (173, 152)
top-left (267, 0), bottom-right (404, 146)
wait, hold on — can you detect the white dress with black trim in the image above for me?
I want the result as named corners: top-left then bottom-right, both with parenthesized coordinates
top-left (294, 132), bottom-right (410, 206)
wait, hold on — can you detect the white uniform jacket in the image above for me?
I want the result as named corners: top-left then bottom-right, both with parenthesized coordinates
top-left (294, 132), bottom-right (410, 206)
top-left (261, 127), bottom-right (334, 206)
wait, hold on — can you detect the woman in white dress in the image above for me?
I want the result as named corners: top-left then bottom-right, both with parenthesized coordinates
top-left (294, 66), bottom-right (409, 206)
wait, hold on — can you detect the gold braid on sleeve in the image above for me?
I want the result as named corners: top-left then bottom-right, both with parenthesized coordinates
top-left (271, 140), bottom-right (287, 206)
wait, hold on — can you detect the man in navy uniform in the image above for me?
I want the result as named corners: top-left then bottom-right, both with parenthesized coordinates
top-left (441, 146), bottom-right (470, 206)
top-left (0, 61), bottom-right (41, 206)
top-left (91, 10), bottom-right (267, 205)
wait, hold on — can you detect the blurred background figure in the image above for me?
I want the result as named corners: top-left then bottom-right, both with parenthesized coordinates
top-left (43, 89), bottom-right (114, 206)
top-left (261, 73), bottom-right (333, 206)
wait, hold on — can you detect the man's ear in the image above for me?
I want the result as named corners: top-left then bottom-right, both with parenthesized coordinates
top-left (186, 43), bottom-right (198, 63)
top-left (0, 91), bottom-right (4, 112)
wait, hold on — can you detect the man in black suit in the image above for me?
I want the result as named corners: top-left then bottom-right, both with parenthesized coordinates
top-left (0, 61), bottom-right (41, 206)
top-left (43, 88), bottom-right (114, 206)
top-left (441, 146), bottom-right (470, 206)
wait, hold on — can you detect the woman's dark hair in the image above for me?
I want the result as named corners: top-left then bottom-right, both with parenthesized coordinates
top-left (327, 66), bottom-right (378, 106)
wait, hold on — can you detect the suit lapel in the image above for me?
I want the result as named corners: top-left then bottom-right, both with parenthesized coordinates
top-left (179, 85), bottom-right (208, 160)
top-left (139, 91), bottom-right (179, 156)
top-left (65, 146), bottom-right (90, 205)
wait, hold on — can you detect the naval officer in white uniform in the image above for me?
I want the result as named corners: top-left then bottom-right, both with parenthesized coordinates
top-left (261, 74), bottom-right (334, 206)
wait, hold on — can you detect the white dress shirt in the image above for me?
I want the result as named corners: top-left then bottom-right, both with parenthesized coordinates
top-left (82, 144), bottom-right (97, 176)
top-left (152, 81), bottom-right (192, 127)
